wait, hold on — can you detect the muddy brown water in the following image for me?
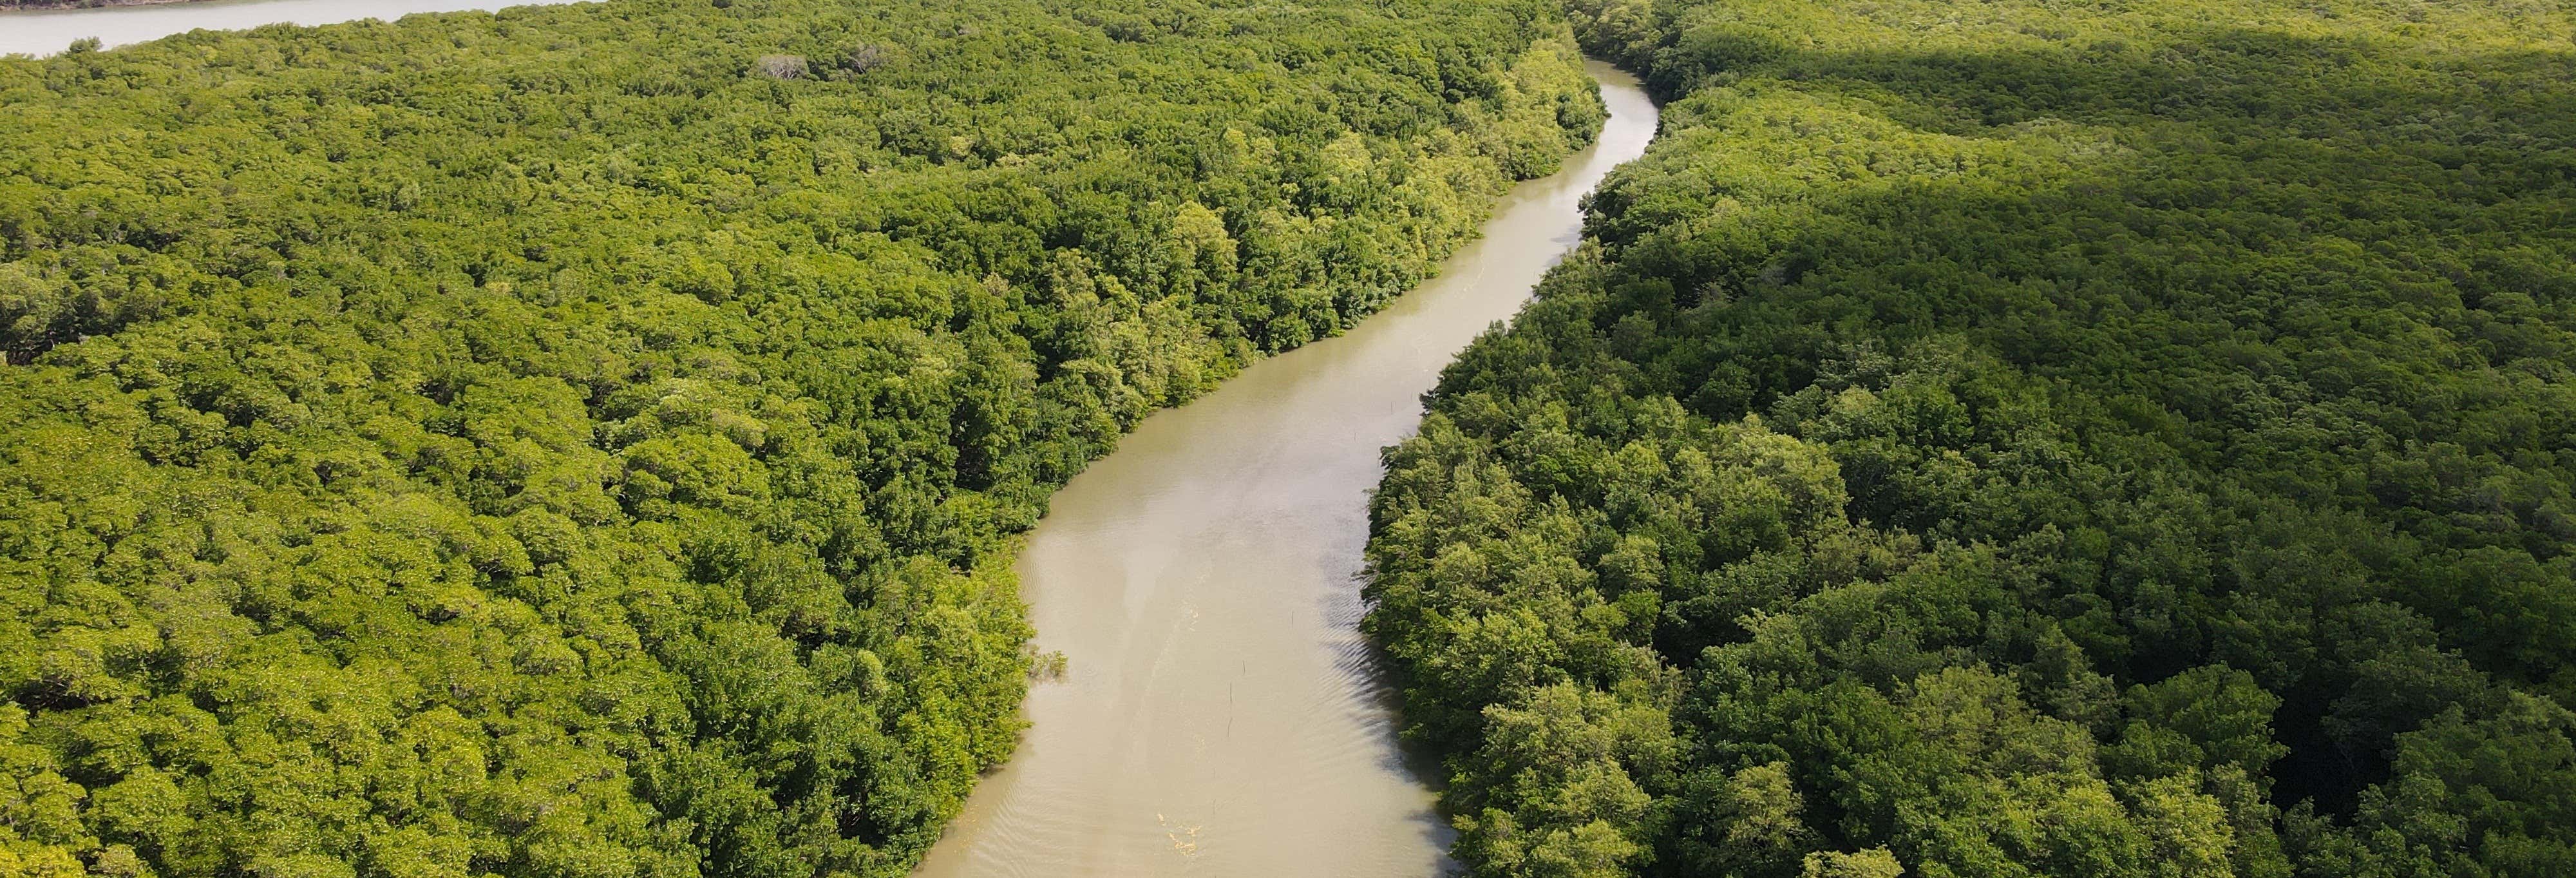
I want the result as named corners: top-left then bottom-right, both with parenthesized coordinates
top-left (914, 61), bottom-right (1657, 878)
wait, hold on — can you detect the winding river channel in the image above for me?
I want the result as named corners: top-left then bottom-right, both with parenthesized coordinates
top-left (916, 62), bottom-right (1657, 878)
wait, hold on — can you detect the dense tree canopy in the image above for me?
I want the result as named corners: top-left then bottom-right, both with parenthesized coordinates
top-left (1366, 0), bottom-right (2576, 876)
top-left (0, 1), bottom-right (1606, 875)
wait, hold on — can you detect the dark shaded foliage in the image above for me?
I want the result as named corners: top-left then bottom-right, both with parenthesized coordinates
top-left (1367, 0), bottom-right (2576, 875)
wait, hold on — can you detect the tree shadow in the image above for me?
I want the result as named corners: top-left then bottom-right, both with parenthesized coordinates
top-left (1560, 10), bottom-right (2574, 830)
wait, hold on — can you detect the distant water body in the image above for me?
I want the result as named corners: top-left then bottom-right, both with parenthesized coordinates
top-left (0, 0), bottom-right (582, 57)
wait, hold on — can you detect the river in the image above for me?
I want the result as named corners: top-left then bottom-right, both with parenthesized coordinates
top-left (0, 0), bottom-right (581, 56)
top-left (914, 61), bottom-right (1656, 878)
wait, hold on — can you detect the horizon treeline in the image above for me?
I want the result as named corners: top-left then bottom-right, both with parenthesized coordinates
top-left (0, 0), bottom-right (1606, 874)
top-left (1367, 0), bottom-right (2576, 876)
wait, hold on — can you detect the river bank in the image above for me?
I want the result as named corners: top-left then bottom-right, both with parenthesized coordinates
top-left (909, 60), bottom-right (1658, 878)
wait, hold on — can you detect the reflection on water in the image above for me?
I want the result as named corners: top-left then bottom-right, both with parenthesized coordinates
top-left (911, 61), bottom-right (1659, 878)
top-left (0, 0), bottom-right (582, 57)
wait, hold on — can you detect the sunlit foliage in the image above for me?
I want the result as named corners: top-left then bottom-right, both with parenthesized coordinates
top-left (0, 0), bottom-right (1605, 874)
